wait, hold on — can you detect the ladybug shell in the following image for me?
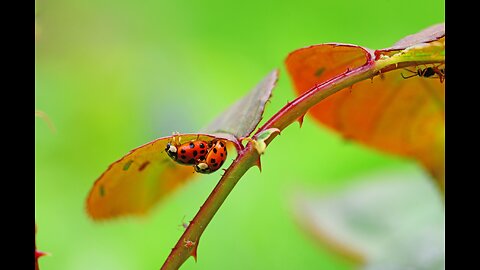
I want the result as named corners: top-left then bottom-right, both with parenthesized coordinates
top-left (195, 140), bottom-right (227, 174)
top-left (168, 140), bottom-right (210, 165)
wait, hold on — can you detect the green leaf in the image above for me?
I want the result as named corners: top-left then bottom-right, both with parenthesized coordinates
top-left (201, 69), bottom-right (278, 138)
top-left (293, 169), bottom-right (444, 269)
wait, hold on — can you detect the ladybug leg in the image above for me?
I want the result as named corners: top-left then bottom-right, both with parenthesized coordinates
top-left (171, 131), bottom-right (181, 145)
top-left (165, 134), bottom-right (176, 153)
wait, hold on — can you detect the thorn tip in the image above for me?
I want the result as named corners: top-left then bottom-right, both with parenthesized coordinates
top-left (255, 158), bottom-right (262, 172)
top-left (298, 114), bottom-right (306, 128)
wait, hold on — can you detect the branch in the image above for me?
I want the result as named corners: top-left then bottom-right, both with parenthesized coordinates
top-left (161, 43), bottom-right (444, 270)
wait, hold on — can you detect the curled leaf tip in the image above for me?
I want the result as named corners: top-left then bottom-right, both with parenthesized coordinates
top-left (249, 128), bottom-right (281, 155)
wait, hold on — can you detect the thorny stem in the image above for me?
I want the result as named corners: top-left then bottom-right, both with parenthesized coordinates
top-left (161, 54), bottom-right (444, 269)
top-left (255, 58), bottom-right (444, 144)
top-left (161, 143), bottom-right (259, 270)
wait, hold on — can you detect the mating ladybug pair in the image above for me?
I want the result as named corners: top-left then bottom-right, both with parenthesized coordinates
top-left (165, 138), bottom-right (227, 174)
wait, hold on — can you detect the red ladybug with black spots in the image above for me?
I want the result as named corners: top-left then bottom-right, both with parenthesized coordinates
top-left (194, 140), bottom-right (228, 174)
top-left (165, 140), bottom-right (210, 165)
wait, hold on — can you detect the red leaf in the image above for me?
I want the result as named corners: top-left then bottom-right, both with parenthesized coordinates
top-left (285, 24), bottom-right (445, 191)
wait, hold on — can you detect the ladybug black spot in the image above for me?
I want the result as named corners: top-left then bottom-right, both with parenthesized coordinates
top-left (181, 149), bottom-right (186, 154)
top-left (220, 142), bottom-right (225, 147)
top-left (193, 150), bottom-right (198, 157)
top-left (213, 148), bottom-right (217, 154)
top-left (199, 155), bottom-right (205, 161)
top-left (189, 142), bottom-right (195, 148)
top-left (200, 143), bottom-right (205, 148)
top-left (200, 150), bottom-right (205, 154)
top-left (181, 155), bottom-right (186, 160)
top-left (212, 163), bottom-right (218, 168)
top-left (210, 158), bottom-right (216, 163)
top-left (220, 153), bottom-right (223, 157)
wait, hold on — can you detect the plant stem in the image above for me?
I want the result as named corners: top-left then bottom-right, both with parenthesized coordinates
top-left (161, 53), bottom-right (444, 269)
top-left (255, 58), bottom-right (444, 144)
top-left (160, 62), bottom-right (376, 270)
top-left (161, 144), bottom-right (259, 270)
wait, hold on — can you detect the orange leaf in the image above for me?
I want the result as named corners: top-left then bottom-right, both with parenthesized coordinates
top-left (285, 44), bottom-right (372, 95)
top-left (285, 24), bottom-right (445, 192)
top-left (86, 134), bottom-right (236, 220)
top-left (86, 71), bottom-right (278, 220)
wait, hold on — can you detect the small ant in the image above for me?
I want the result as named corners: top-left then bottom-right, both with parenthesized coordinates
top-left (401, 65), bottom-right (445, 83)
top-left (177, 215), bottom-right (190, 230)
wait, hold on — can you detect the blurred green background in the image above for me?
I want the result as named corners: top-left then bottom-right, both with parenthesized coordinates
top-left (35, 0), bottom-right (444, 269)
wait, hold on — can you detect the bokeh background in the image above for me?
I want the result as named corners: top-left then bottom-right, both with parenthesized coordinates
top-left (35, 0), bottom-right (445, 269)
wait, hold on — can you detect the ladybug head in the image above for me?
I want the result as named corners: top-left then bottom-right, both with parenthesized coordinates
top-left (165, 142), bottom-right (178, 160)
top-left (194, 162), bottom-right (210, 174)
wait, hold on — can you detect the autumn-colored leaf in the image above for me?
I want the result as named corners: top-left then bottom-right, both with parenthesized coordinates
top-left (86, 71), bottom-right (278, 220)
top-left (285, 44), bottom-right (372, 96)
top-left (86, 134), bottom-right (236, 220)
top-left (285, 23), bottom-right (445, 192)
top-left (201, 69), bottom-right (278, 138)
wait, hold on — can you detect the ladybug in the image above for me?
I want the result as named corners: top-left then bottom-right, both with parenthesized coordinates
top-left (194, 140), bottom-right (228, 174)
top-left (165, 140), bottom-right (210, 165)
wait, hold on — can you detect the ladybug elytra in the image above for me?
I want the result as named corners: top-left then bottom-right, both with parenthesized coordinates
top-left (194, 140), bottom-right (227, 174)
top-left (165, 140), bottom-right (210, 165)
top-left (165, 137), bottom-right (228, 174)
